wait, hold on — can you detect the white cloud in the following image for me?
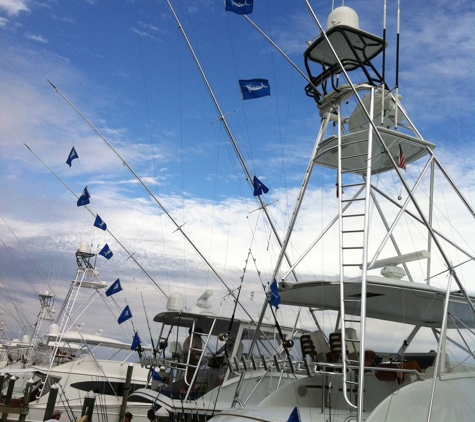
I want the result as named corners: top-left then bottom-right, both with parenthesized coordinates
top-left (0, 0), bottom-right (29, 16)
top-left (24, 33), bottom-right (47, 43)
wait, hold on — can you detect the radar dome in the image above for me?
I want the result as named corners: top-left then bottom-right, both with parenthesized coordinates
top-left (327, 6), bottom-right (359, 29)
top-left (48, 323), bottom-right (60, 336)
top-left (78, 242), bottom-right (90, 253)
top-left (167, 292), bottom-right (185, 312)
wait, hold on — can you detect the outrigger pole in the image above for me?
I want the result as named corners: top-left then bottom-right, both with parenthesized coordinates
top-left (164, 1), bottom-right (308, 356)
top-left (24, 142), bottom-right (169, 300)
top-left (45, 82), bottom-right (258, 324)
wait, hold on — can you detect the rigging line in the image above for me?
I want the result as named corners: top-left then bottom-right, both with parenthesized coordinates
top-left (242, 14), bottom-right (323, 100)
top-left (23, 142), bottom-right (169, 300)
top-left (164, 0), bottom-right (301, 285)
top-left (43, 85), bottom-right (257, 325)
top-left (0, 215), bottom-right (52, 296)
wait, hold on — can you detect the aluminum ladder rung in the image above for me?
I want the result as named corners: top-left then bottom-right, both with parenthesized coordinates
top-left (341, 197), bottom-right (366, 203)
top-left (341, 246), bottom-right (363, 250)
top-left (342, 183), bottom-right (365, 189)
top-left (342, 167), bottom-right (367, 174)
top-left (342, 229), bottom-right (364, 233)
top-left (342, 213), bottom-right (365, 218)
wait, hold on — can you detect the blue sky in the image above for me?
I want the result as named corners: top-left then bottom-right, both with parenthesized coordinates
top-left (0, 0), bottom-right (474, 349)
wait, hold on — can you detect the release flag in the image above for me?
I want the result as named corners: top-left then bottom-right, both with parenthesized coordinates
top-left (151, 367), bottom-right (163, 382)
top-left (94, 214), bottom-right (107, 231)
top-left (252, 176), bottom-right (269, 196)
top-left (77, 186), bottom-right (91, 207)
top-left (118, 305), bottom-right (132, 324)
top-left (66, 146), bottom-right (79, 167)
top-left (225, 0), bottom-right (253, 15)
top-left (99, 243), bottom-right (113, 260)
top-left (269, 279), bottom-right (281, 308)
top-left (287, 407), bottom-right (301, 422)
top-left (131, 331), bottom-right (141, 351)
top-left (239, 79), bottom-right (270, 100)
top-left (105, 278), bottom-right (122, 297)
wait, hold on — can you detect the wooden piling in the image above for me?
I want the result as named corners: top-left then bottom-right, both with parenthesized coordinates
top-left (119, 364), bottom-right (134, 422)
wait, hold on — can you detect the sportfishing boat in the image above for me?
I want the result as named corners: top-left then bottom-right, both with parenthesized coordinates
top-left (128, 290), bottom-right (308, 421)
top-left (1, 245), bottom-right (153, 422)
top-left (207, 4), bottom-right (475, 422)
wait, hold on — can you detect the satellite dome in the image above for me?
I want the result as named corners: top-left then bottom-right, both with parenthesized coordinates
top-left (327, 6), bottom-right (359, 29)
top-left (48, 323), bottom-right (60, 336)
top-left (167, 292), bottom-right (185, 311)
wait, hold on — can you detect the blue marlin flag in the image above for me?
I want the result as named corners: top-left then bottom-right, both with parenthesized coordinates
top-left (94, 214), bottom-right (107, 231)
top-left (287, 407), bottom-right (301, 422)
top-left (252, 176), bottom-right (269, 196)
top-left (225, 0), bottom-right (253, 15)
top-left (118, 305), bottom-right (132, 324)
top-left (99, 243), bottom-right (113, 260)
top-left (239, 79), bottom-right (270, 100)
top-left (151, 367), bottom-right (163, 381)
top-left (131, 331), bottom-right (141, 350)
top-left (66, 147), bottom-right (79, 167)
top-left (77, 186), bottom-right (91, 206)
top-left (105, 279), bottom-right (122, 297)
top-left (269, 279), bottom-right (281, 308)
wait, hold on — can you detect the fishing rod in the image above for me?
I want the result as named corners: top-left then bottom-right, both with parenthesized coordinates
top-left (45, 83), bottom-right (258, 324)
top-left (24, 142), bottom-right (169, 299)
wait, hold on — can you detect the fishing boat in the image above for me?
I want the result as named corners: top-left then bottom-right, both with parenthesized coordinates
top-left (205, 4), bottom-right (475, 422)
top-left (127, 289), bottom-right (308, 421)
top-left (1, 245), bottom-right (154, 422)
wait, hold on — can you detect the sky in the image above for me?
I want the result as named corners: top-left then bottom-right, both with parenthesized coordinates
top-left (0, 0), bottom-right (474, 355)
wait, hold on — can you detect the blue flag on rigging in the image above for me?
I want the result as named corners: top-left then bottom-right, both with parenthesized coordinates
top-left (77, 186), bottom-right (91, 207)
top-left (239, 79), bottom-right (270, 100)
top-left (66, 146), bottom-right (79, 167)
top-left (225, 0), bottom-right (253, 15)
top-left (105, 279), bottom-right (122, 297)
top-left (94, 214), bottom-right (107, 231)
top-left (269, 279), bottom-right (281, 308)
top-left (99, 243), bottom-right (113, 260)
top-left (131, 331), bottom-right (141, 350)
top-left (287, 407), bottom-right (301, 422)
top-left (151, 367), bottom-right (163, 382)
top-left (118, 305), bottom-right (132, 324)
top-left (252, 175), bottom-right (269, 196)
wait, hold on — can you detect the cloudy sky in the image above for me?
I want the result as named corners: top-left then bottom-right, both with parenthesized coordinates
top-left (0, 0), bottom-right (474, 353)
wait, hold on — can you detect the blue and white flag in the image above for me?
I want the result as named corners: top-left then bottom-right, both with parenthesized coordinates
top-left (269, 279), bottom-right (281, 308)
top-left (225, 0), bottom-right (253, 15)
top-left (94, 214), bottom-right (107, 231)
top-left (239, 79), bottom-right (270, 100)
top-left (99, 243), bottom-right (113, 260)
top-left (131, 331), bottom-right (141, 350)
top-left (105, 278), bottom-right (122, 297)
top-left (252, 175), bottom-right (269, 196)
top-left (118, 305), bottom-right (132, 324)
top-left (151, 367), bottom-right (163, 381)
top-left (287, 407), bottom-right (301, 422)
top-left (77, 186), bottom-right (91, 207)
top-left (66, 147), bottom-right (79, 167)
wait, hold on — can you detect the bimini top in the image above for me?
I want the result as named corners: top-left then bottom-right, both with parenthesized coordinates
top-left (278, 277), bottom-right (475, 329)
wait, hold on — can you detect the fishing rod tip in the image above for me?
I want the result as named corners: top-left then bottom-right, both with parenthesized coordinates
top-left (47, 79), bottom-right (57, 90)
